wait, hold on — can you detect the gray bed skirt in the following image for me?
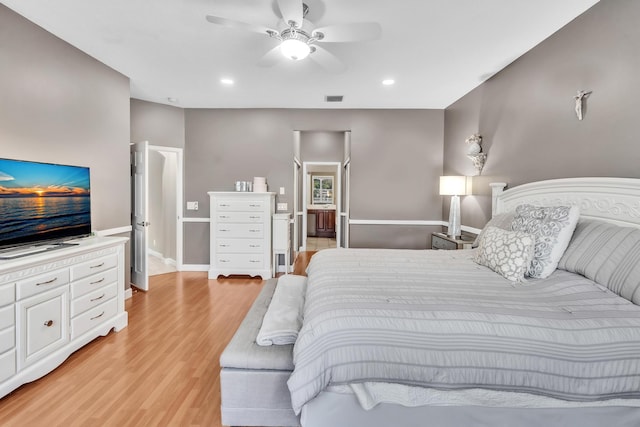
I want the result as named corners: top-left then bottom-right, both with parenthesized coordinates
top-left (219, 278), bottom-right (300, 427)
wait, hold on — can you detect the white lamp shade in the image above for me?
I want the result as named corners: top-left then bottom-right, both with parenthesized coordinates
top-left (280, 39), bottom-right (311, 60)
top-left (439, 176), bottom-right (471, 196)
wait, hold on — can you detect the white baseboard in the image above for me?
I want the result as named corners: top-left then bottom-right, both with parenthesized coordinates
top-left (180, 264), bottom-right (210, 272)
top-left (124, 287), bottom-right (133, 300)
top-left (148, 249), bottom-right (162, 259)
top-left (148, 249), bottom-right (177, 266)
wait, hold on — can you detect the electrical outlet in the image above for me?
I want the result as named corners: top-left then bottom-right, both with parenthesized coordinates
top-left (277, 202), bottom-right (288, 211)
top-left (186, 201), bottom-right (198, 210)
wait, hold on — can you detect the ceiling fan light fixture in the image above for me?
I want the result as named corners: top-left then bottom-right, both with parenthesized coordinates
top-left (280, 38), bottom-right (311, 61)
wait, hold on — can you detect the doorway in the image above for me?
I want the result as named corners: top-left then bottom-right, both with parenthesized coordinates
top-left (302, 162), bottom-right (341, 251)
top-left (293, 130), bottom-right (350, 253)
top-left (130, 142), bottom-right (184, 290)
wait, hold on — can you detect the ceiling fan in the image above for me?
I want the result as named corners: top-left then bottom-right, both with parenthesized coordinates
top-left (205, 0), bottom-right (382, 72)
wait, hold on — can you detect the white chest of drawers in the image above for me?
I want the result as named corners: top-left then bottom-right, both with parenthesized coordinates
top-left (208, 192), bottom-right (275, 280)
top-left (0, 236), bottom-right (127, 399)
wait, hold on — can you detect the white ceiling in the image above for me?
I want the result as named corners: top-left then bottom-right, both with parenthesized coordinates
top-left (3, 0), bottom-right (599, 109)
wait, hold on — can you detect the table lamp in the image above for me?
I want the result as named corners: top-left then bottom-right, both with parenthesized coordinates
top-left (439, 176), bottom-right (471, 238)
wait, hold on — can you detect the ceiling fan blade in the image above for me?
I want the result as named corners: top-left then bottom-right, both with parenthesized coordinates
top-left (309, 45), bottom-right (347, 73)
top-left (206, 15), bottom-right (278, 37)
top-left (257, 46), bottom-right (283, 67)
top-left (277, 0), bottom-right (304, 28)
top-left (312, 23), bottom-right (382, 43)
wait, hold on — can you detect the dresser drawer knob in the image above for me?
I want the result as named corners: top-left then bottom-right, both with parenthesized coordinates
top-left (90, 278), bottom-right (105, 285)
top-left (249, 229), bottom-right (260, 233)
top-left (249, 216), bottom-right (261, 219)
top-left (249, 204), bottom-right (260, 207)
top-left (90, 311), bottom-right (105, 321)
top-left (219, 259), bottom-right (230, 263)
top-left (220, 204), bottom-right (230, 207)
top-left (220, 215), bottom-right (230, 219)
top-left (36, 277), bottom-right (58, 286)
top-left (90, 262), bottom-right (105, 269)
top-left (219, 229), bottom-right (230, 232)
top-left (249, 244), bottom-right (260, 248)
top-left (44, 320), bottom-right (54, 327)
top-left (249, 260), bottom-right (261, 263)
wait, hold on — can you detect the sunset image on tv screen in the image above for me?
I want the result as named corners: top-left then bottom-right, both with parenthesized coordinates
top-left (0, 158), bottom-right (91, 248)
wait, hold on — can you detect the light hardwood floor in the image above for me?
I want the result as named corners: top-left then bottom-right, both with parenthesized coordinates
top-left (0, 253), bottom-right (315, 427)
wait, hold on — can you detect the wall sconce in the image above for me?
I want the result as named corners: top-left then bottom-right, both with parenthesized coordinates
top-left (439, 176), bottom-right (472, 238)
top-left (466, 133), bottom-right (487, 175)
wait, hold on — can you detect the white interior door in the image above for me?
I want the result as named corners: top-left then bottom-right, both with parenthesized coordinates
top-left (131, 141), bottom-right (149, 291)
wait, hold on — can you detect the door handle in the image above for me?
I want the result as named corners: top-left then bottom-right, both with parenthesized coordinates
top-left (136, 221), bottom-right (150, 227)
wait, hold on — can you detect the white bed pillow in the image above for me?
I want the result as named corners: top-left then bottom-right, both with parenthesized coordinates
top-left (510, 204), bottom-right (580, 279)
top-left (473, 226), bottom-right (536, 283)
top-left (472, 211), bottom-right (516, 248)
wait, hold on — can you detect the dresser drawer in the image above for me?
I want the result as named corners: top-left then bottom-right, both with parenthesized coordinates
top-left (16, 269), bottom-right (69, 300)
top-left (0, 304), bottom-right (14, 330)
top-left (71, 298), bottom-right (117, 340)
top-left (215, 212), bottom-right (265, 223)
top-left (0, 283), bottom-right (14, 307)
top-left (216, 199), bottom-right (265, 211)
top-left (216, 239), bottom-right (265, 253)
top-left (71, 282), bottom-right (118, 318)
top-left (71, 253), bottom-right (118, 281)
top-left (0, 349), bottom-right (16, 383)
top-left (215, 254), bottom-right (265, 269)
top-left (215, 223), bottom-right (264, 239)
top-left (70, 268), bottom-right (118, 299)
top-left (0, 327), bottom-right (15, 354)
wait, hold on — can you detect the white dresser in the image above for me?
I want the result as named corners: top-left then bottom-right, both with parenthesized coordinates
top-left (0, 236), bottom-right (128, 399)
top-left (208, 192), bottom-right (275, 279)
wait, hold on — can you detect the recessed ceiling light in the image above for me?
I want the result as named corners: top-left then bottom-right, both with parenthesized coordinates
top-left (220, 78), bottom-right (234, 85)
top-left (382, 79), bottom-right (395, 86)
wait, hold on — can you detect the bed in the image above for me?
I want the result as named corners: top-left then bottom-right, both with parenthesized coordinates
top-left (220, 177), bottom-right (640, 427)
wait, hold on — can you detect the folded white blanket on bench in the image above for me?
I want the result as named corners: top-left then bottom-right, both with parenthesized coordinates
top-left (256, 274), bottom-right (307, 346)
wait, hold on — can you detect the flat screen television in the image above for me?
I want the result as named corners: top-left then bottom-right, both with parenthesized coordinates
top-left (0, 157), bottom-right (91, 252)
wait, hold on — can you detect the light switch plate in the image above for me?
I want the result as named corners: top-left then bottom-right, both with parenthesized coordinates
top-left (186, 201), bottom-right (198, 210)
top-left (279, 187), bottom-right (286, 195)
top-left (277, 202), bottom-right (288, 211)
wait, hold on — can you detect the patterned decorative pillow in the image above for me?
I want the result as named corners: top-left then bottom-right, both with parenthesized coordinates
top-left (472, 211), bottom-right (516, 248)
top-left (510, 204), bottom-right (580, 279)
top-left (473, 226), bottom-right (536, 283)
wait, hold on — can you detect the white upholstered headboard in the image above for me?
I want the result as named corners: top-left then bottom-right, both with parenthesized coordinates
top-left (491, 177), bottom-right (640, 228)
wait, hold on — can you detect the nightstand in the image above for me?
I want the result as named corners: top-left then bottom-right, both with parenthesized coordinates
top-left (431, 232), bottom-right (474, 250)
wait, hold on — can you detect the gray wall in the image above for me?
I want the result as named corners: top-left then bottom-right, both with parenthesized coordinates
top-left (444, 0), bottom-right (640, 229)
top-left (183, 109), bottom-right (443, 263)
top-left (0, 5), bottom-right (132, 281)
top-left (130, 99), bottom-right (185, 149)
top-left (300, 131), bottom-right (344, 162)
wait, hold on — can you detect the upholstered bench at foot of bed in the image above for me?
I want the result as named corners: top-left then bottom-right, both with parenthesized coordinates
top-left (219, 278), bottom-right (301, 427)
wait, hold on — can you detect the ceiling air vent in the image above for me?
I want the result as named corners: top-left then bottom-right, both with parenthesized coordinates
top-left (325, 95), bottom-right (343, 103)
